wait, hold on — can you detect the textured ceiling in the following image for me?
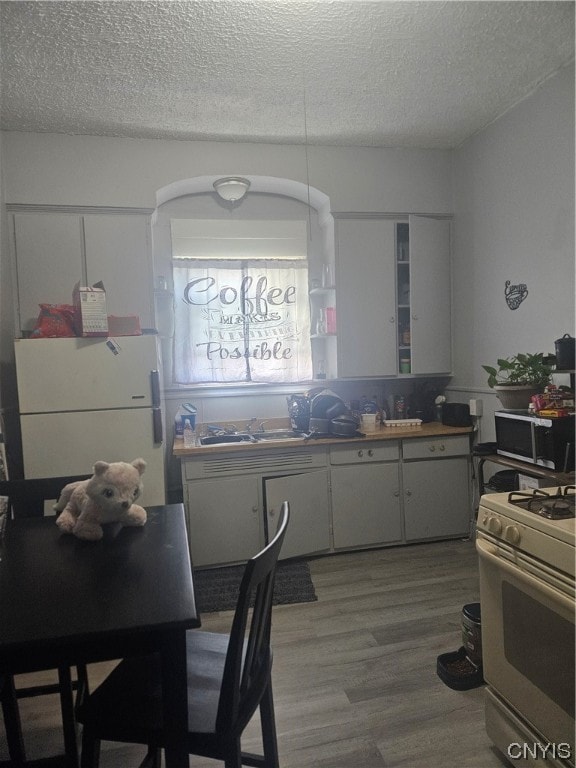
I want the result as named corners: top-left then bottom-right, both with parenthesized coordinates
top-left (0, 1), bottom-right (574, 149)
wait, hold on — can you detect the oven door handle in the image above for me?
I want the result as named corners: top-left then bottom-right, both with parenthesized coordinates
top-left (476, 538), bottom-right (574, 613)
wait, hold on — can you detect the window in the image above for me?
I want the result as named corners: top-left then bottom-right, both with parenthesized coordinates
top-left (171, 219), bottom-right (312, 384)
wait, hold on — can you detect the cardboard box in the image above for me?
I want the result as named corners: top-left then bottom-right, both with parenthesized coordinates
top-left (107, 315), bottom-right (142, 336)
top-left (517, 474), bottom-right (551, 490)
top-left (73, 281), bottom-right (108, 337)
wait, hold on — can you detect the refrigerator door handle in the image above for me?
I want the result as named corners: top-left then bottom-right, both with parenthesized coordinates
top-left (152, 407), bottom-right (163, 445)
top-left (150, 370), bottom-right (161, 407)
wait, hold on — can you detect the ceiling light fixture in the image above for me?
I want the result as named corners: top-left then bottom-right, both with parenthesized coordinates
top-left (213, 176), bottom-right (251, 202)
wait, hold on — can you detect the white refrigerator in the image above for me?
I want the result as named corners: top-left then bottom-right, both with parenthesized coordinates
top-left (14, 335), bottom-right (166, 506)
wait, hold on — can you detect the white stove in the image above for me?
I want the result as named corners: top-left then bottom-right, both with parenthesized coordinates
top-left (476, 486), bottom-right (575, 767)
top-left (477, 485), bottom-right (575, 579)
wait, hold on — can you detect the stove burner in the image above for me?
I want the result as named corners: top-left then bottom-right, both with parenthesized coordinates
top-left (538, 498), bottom-right (573, 519)
top-left (508, 486), bottom-right (575, 520)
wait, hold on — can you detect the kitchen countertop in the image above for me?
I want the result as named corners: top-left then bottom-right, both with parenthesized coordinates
top-left (173, 421), bottom-right (474, 457)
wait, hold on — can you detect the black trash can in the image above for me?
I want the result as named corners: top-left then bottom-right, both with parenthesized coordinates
top-left (487, 470), bottom-right (518, 492)
top-left (461, 602), bottom-right (482, 667)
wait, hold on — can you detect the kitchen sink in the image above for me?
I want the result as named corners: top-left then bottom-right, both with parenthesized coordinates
top-left (199, 430), bottom-right (308, 445)
top-left (254, 430), bottom-right (308, 442)
top-left (199, 434), bottom-right (256, 446)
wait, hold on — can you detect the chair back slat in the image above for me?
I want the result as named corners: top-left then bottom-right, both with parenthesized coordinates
top-left (0, 476), bottom-right (90, 519)
top-left (215, 502), bottom-right (289, 736)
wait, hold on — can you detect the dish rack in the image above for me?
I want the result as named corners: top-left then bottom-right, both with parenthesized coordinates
top-left (382, 419), bottom-right (422, 428)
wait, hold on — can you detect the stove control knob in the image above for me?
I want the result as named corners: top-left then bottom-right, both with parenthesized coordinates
top-left (488, 516), bottom-right (502, 535)
top-left (504, 525), bottom-right (520, 545)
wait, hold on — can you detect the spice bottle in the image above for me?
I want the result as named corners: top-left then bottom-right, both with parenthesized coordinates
top-left (183, 419), bottom-right (195, 448)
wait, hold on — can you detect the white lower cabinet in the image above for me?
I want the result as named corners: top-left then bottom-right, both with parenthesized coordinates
top-left (402, 436), bottom-right (471, 541)
top-left (182, 446), bottom-right (329, 567)
top-left (331, 462), bottom-right (402, 549)
top-left (264, 470), bottom-right (331, 559)
top-left (330, 441), bottom-right (402, 550)
top-left (402, 458), bottom-right (470, 541)
top-left (181, 434), bottom-right (471, 566)
top-left (185, 476), bottom-right (262, 568)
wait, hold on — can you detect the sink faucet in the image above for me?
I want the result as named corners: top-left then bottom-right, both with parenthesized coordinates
top-left (244, 418), bottom-right (257, 433)
top-left (257, 421), bottom-right (268, 433)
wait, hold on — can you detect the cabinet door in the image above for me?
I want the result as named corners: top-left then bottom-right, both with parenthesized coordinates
top-left (13, 213), bottom-right (83, 332)
top-left (335, 219), bottom-right (397, 377)
top-left (264, 470), bottom-right (330, 559)
top-left (403, 457), bottom-right (470, 541)
top-left (186, 476), bottom-right (262, 567)
top-left (331, 463), bottom-right (402, 549)
top-left (409, 216), bottom-right (451, 374)
top-left (84, 214), bottom-right (154, 328)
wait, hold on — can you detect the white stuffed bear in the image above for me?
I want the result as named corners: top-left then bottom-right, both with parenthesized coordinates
top-left (55, 458), bottom-right (147, 541)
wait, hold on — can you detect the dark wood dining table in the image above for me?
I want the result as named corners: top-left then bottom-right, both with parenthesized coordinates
top-left (0, 504), bottom-right (199, 768)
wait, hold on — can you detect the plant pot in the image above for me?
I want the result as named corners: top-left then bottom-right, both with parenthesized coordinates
top-left (494, 385), bottom-right (540, 410)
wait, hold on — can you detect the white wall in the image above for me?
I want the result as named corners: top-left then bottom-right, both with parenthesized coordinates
top-left (1, 132), bottom-right (452, 214)
top-left (449, 63), bottom-right (575, 440)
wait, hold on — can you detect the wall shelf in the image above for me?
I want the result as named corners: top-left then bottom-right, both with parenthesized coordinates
top-left (309, 286), bottom-right (335, 296)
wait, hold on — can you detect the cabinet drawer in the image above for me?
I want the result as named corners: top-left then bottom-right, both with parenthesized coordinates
top-left (402, 436), bottom-right (470, 460)
top-left (184, 446), bottom-right (328, 479)
top-left (330, 441), bottom-right (399, 465)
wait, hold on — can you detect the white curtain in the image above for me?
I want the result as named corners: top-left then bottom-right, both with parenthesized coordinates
top-left (173, 261), bottom-right (312, 383)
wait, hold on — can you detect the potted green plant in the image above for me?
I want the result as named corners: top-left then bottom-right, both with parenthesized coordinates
top-left (482, 352), bottom-right (554, 409)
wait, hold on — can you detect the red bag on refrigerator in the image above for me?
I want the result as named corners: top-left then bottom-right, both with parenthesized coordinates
top-left (30, 304), bottom-right (77, 338)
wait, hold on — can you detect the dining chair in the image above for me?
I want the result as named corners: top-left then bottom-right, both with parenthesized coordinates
top-left (0, 475), bottom-right (90, 520)
top-left (0, 474), bottom-right (91, 766)
top-left (76, 501), bottom-right (290, 768)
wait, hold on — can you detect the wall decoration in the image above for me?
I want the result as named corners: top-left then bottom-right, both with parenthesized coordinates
top-left (504, 280), bottom-right (528, 310)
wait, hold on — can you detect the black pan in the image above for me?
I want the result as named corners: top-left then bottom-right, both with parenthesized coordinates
top-left (330, 416), bottom-right (360, 437)
top-left (326, 400), bottom-right (348, 420)
top-left (309, 417), bottom-right (331, 435)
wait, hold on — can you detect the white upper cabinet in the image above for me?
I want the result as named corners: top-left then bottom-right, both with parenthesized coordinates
top-left (13, 213), bottom-right (83, 332)
top-left (11, 210), bottom-right (154, 335)
top-left (336, 218), bottom-right (397, 377)
top-left (84, 214), bottom-right (154, 327)
top-left (335, 215), bottom-right (452, 378)
top-left (409, 215), bottom-right (452, 374)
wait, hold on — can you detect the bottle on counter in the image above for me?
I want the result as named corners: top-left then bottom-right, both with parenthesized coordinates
top-left (175, 403), bottom-right (197, 437)
top-left (394, 395), bottom-right (405, 419)
top-left (183, 419), bottom-right (195, 448)
top-left (435, 395), bottom-right (446, 422)
top-left (175, 407), bottom-right (185, 437)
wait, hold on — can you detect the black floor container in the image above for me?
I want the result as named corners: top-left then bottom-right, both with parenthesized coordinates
top-left (437, 602), bottom-right (484, 690)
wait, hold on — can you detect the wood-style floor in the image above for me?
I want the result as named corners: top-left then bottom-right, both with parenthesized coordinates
top-left (1, 539), bottom-right (511, 768)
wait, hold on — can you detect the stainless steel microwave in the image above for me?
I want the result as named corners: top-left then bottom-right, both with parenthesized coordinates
top-left (495, 410), bottom-right (575, 471)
